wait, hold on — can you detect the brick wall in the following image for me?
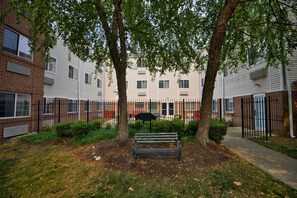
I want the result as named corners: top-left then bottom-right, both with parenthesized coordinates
top-left (0, 0), bottom-right (45, 141)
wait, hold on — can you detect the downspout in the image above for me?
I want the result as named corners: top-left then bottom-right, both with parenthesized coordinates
top-left (77, 59), bottom-right (81, 120)
top-left (284, 65), bottom-right (295, 138)
top-left (221, 73), bottom-right (225, 119)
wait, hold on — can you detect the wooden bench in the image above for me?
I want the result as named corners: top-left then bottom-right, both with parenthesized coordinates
top-left (132, 132), bottom-right (182, 161)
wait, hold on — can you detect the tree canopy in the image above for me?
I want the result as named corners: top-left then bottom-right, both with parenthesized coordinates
top-left (5, 0), bottom-right (297, 143)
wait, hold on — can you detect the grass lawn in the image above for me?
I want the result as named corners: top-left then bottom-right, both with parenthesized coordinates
top-left (250, 137), bottom-right (297, 159)
top-left (0, 131), bottom-right (296, 197)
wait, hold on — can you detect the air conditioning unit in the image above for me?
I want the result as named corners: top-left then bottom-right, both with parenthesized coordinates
top-left (138, 92), bottom-right (146, 96)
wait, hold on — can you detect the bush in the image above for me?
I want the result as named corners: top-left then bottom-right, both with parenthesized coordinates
top-left (209, 120), bottom-right (227, 143)
top-left (73, 129), bottom-right (117, 146)
top-left (128, 120), bottom-right (143, 130)
top-left (18, 131), bottom-right (58, 143)
top-left (71, 121), bottom-right (92, 138)
top-left (41, 124), bottom-right (53, 133)
top-left (91, 119), bottom-right (103, 130)
top-left (105, 123), bottom-right (112, 130)
top-left (143, 120), bottom-right (172, 133)
top-left (169, 118), bottom-right (187, 137)
top-left (56, 122), bottom-right (73, 138)
top-left (185, 120), bottom-right (227, 143)
top-left (186, 120), bottom-right (199, 137)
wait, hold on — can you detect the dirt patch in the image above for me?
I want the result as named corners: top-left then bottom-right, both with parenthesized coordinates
top-left (74, 139), bottom-right (234, 181)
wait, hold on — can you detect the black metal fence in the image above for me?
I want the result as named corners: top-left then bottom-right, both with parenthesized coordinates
top-left (241, 96), bottom-right (285, 140)
top-left (33, 99), bottom-right (222, 132)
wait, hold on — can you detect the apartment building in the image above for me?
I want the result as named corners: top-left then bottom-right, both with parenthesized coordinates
top-left (206, 49), bottom-right (297, 137)
top-left (42, 38), bottom-right (104, 126)
top-left (105, 55), bottom-right (201, 118)
top-left (0, 0), bottom-right (44, 141)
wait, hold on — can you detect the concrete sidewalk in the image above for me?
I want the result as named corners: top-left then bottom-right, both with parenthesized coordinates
top-left (222, 127), bottom-right (297, 190)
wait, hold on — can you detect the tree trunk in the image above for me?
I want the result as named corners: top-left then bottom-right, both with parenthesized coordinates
top-left (94, 0), bottom-right (129, 140)
top-left (197, 0), bottom-right (239, 146)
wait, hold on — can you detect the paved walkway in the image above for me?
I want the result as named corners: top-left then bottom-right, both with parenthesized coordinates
top-left (222, 127), bottom-right (297, 190)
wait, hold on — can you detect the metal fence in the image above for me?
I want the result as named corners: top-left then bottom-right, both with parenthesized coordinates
top-left (241, 96), bottom-right (285, 140)
top-left (33, 99), bottom-right (222, 132)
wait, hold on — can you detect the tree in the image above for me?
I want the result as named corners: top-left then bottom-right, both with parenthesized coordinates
top-left (196, 0), bottom-right (297, 145)
top-left (6, 0), bottom-right (200, 140)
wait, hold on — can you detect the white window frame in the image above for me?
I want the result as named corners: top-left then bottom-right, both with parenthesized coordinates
top-left (3, 27), bottom-right (33, 61)
top-left (68, 65), bottom-right (78, 80)
top-left (179, 80), bottom-right (189, 88)
top-left (85, 73), bottom-right (92, 85)
top-left (212, 99), bottom-right (218, 112)
top-left (136, 80), bottom-right (147, 89)
top-left (148, 102), bottom-right (158, 113)
top-left (135, 102), bottom-right (144, 110)
top-left (0, 92), bottom-right (31, 119)
top-left (137, 58), bottom-right (146, 68)
top-left (67, 99), bottom-right (78, 113)
top-left (45, 56), bottom-right (57, 74)
top-left (185, 102), bottom-right (197, 111)
top-left (225, 98), bottom-right (234, 113)
top-left (97, 79), bottom-right (102, 88)
top-left (159, 80), bottom-right (169, 88)
top-left (43, 97), bottom-right (55, 115)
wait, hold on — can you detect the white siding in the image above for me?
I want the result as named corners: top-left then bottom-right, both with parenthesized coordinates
top-left (44, 38), bottom-right (103, 101)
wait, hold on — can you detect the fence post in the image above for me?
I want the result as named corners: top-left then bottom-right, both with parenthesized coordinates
top-left (58, 100), bottom-right (61, 124)
top-left (150, 99), bottom-right (152, 133)
top-left (241, 98), bottom-right (244, 138)
top-left (265, 97), bottom-right (269, 141)
top-left (87, 100), bottom-right (89, 122)
top-left (183, 99), bottom-right (185, 123)
top-left (268, 96), bottom-right (272, 137)
top-left (117, 100), bottom-right (120, 126)
top-left (219, 98), bottom-right (222, 122)
top-left (37, 100), bottom-right (40, 133)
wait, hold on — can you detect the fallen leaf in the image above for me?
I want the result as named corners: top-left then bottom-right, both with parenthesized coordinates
top-left (233, 181), bottom-right (242, 186)
top-left (128, 187), bottom-right (134, 191)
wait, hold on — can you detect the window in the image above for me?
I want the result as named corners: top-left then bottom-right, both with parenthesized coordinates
top-left (68, 65), bottom-right (78, 80)
top-left (135, 102), bottom-right (144, 110)
top-left (179, 80), bottom-right (189, 88)
top-left (97, 79), bottom-right (102, 88)
top-left (67, 100), bottom-right (78, 113)
top-left (247, 47), bottom-right (259, 66)
top-left (0, 92), bottom-right (30, 118)
top-left (3, 27), bottom-right (33, 60)
top-left (105, 102), bottom-right (113, 110)
top-left (185, 102), bottom-right (197, 111)
top-left (137, 80), bottom-right (147, 89)
top-left (201, 78), bottom-right (205, 87)
top-left (148, 102), bottom-right (158, 112)
top-left (212, 99), bottom-right (218, 112)
top-left (45, 56), bottom-right (56, 73)
top-left (97, 101), bottom-right (102, 111)
top-left (84, 100), bottom-right (91, 112)
top-left (85, 73), bottom-right (91, 84)
top-left (137, 58), bottom-right (146, 67)
top-left (159, 80), bottom-right (169, 88)
top-left (43, 98), bottom-right (55, 114)
top-left (225, 98), bottom-right (234, 112)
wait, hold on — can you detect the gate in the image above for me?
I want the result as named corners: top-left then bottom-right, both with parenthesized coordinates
top-left (241, 96), bottom-right (284, 140)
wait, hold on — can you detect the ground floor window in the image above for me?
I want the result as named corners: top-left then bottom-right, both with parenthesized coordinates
top-left (212, 99), bottom-right (218, 112)
top-left (43, 97), bottom-right (55, 115)
top-left (67, 99), bottom-right (78, 113)
top-left (185, 102), bottom-right (197, 111)
top-left (148, 102), bottom-right (158, 112)
top-left (135, 102), bottom-right (144, 110)
top-left (225, 98), bottom-right (234, 112)
top-left (84, 100), bottom-right (92, 112)
top-left (0, 92), bottom-right (31, 118)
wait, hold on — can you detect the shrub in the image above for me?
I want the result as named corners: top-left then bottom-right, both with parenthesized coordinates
top-left (186, 120), bottom-right (199, 137)
top-left (105, 123), bottom-right (112, 129)
top-left (18, 131), bottom-right (58, 143)
top-left (91, 119), bottom-right (103, 130)
top-left (128, 120), bottom-right (143, 130)
top-left (56, 122), bottom-right (73, 138)
top-left (128, 128), bottom-right (150, 137)
top-left (209, 120), bottom-right (227, 143)
top-left (143, 120), bottom-right (172, 133)
top-left (185, 120), bottom-right (227, 143)
top-left (41, 124), bottom-right (53, 133)
top-left (71, 121), bottom-right (92, 138)
top-left (169, 118), bottom-right (187, 137)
